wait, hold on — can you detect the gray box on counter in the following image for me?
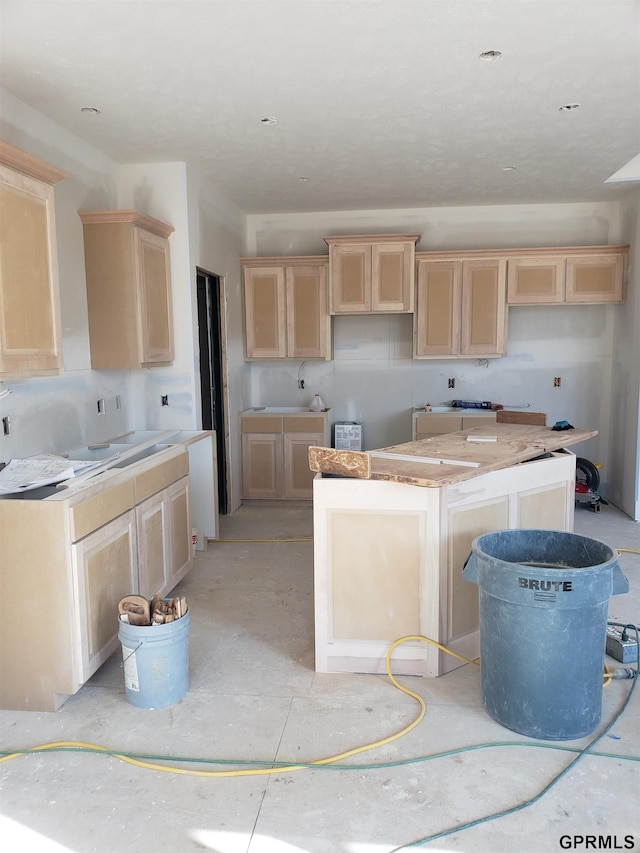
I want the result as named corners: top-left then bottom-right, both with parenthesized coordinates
top-left (333, 422), bottom-right (363, 451)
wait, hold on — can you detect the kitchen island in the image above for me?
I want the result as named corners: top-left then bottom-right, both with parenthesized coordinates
top-left (310, 423), bottom-right (596, 677)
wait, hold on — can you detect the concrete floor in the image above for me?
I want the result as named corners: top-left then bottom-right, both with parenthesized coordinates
top-left (1, 501), bottom-right (638, 853)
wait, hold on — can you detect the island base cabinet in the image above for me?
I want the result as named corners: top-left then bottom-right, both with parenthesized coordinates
top-left (313, 450), bottom-right (575, 677)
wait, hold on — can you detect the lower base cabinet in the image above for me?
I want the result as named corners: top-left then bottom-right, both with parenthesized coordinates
top-left (313, 450), bottom-right (575, 678)
top-left (0, 445), bottom-right (192, 711)
top-left (241, 410), bottom-right (330, 500)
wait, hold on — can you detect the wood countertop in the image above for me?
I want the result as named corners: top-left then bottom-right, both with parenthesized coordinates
top-left (309, 423), bottom-right (597, 487)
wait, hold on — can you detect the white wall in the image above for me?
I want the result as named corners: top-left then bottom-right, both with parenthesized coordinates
top-left (185, 163), bottom-right (247, 512)
top-left (245, 202), bottom-right (639, 513)
top-left (609, 187), bottom-right (640, 519)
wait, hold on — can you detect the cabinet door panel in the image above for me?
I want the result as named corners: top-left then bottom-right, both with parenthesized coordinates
top-left (372, 242), bottom-right (414, 312)
top-left (507, 257), bottom-right (565, 304)
top-left (244, 267), bottom-right (286, 357)
top-left (331, 511), bottom-right (421, 640)
top-left (565, 254), bottom-right (624, 302)
top-left (137, 491), bottom-right (169, 599)
top-left (0, 168), bottom-right (63, 376)
top-left (461, 260), bottom-right (506, 356)
top-left (286, 265), bottom-right (328, 358)
top-left (283, 433), bottom-right (323, 499)
top-left (447, 498), bottom-right (509, 643)
top-left (242, 433), bottom-right (283, 499)
top-left (414, 261), bottom-right (462, 356)
top-left (73, 511), bottom-right (137, 681)
top-left (168, 476), bottom-right (192, 589)
top-left (136, 228), bottom-right (173, 363)
top-left (331, 244), bottom-right (371, 313)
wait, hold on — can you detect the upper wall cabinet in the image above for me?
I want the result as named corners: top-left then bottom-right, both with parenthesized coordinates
top-left (507, 246), bottom-right (627, 305)
top-left (324, 234), bottom-right (420, 314)
top-left (79, 210), bottom-right (175, 368)
top-left (0, 140), bottom-right (68, 378)
top-left (241, 257), bottom-right (330, 360)
top-left (414, 256), bottom-right (507, 358)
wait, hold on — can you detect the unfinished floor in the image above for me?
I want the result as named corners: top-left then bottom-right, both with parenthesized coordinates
top-left (1, 501), bottom-right (638, 853)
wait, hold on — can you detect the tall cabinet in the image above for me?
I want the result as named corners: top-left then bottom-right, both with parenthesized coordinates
top-left (79, 209), bottom-right (175, 368)
top-left (0, 140), bottom-right (67, 378)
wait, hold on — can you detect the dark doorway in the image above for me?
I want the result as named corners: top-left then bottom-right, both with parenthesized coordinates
top-left (196, 269), bottom-right (228, 514)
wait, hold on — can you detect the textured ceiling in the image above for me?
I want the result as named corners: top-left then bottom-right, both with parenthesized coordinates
top-left (1, 0), bottom-right (639, 213)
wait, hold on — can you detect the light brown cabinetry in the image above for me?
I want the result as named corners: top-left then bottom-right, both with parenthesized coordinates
top-left (241, 410), bottom-right (330, 500)
top-left (242, 258), bottom-right (330, 359)
top-left (0, 445), bottom-right (192, 711)
top-left (414, 257), bottom-right (507, 358)
top-left (325, 234), bottom-right (420, 314)
top-left (0, 140), bottom-right (67, 378)
top-left (506, 246), bottom-right (627, 305)
top-left (79, 209), bottom-right (175, 368)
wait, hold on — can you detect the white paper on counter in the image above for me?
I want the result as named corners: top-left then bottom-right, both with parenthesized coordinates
top-left (0, 454), bottom-right (107, 494)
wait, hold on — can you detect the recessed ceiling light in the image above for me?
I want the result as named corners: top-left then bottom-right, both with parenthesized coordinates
top-left (479, 50), bottom-right (502, 61)
top-left (260, 116), bottom-right (278, 125)
top-left (80, 106), bottom-right (101, 115)
top-left (501, 165), bottom-right (517, 171)
top-left (559, 103), bottom-right (581, 112)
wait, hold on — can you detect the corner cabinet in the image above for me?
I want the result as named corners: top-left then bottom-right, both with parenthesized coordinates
top-left (79, 209), bottom-right (175, 368)
top-left (0, 140), bottom-right (68, 378)
top-left (414, 256), bottom-right (507, 358)
top-left (241, 257), bottom-right (330, 360)
top-left (506, 246), bottom-right (627, 305)
top-left (325, 234), bottom-right (420, 314)
top-left (241, 410), bottom-right (331, 500)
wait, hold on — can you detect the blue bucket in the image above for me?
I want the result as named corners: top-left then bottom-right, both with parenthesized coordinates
top-left (118, 612), bottom-right (190, 709)
top-left (463, 530), bottom-right (628, 740)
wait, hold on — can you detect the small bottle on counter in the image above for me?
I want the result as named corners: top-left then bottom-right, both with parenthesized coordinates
top-left (309, 394), bottom-right (325, 412)
top-left (425, 402), bottom-right (432, 412)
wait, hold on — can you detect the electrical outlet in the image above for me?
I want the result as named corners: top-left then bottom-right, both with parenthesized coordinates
top-left (448, 378), bottom-right (455, 389)
top-left (554, 377), bottom-right (561, 388)
top-left (2, 416), bottom-right (10, 436)
top-left (97, 398), bottom-right (105, 414)
top-left (161, 395), bottom-right (169, 407)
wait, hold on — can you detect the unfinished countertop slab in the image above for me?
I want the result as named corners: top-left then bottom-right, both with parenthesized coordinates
top-left (309, 423), bottom-right (597, 487)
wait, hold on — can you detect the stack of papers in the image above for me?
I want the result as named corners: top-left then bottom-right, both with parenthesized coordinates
top-left (0, 454), bottom-right (107, 494)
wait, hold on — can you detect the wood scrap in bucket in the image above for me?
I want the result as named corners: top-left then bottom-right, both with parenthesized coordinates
top-left (151, 594), bottom-right (188, 624)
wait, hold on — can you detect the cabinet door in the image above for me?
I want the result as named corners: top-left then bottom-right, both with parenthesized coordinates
top-left (243, 266), bottom-right (286, 357)
top-left (330, 243), bottom-right (371, 313)
top-left (135, 227), bottom-right (174, 363)
top-left (0, 165), bottom-right (63, 377)
top-left (136, 490), bottom-right (170, 599)
top-left (73, 511), bottom-right (137, 682)
top-left (286, 264), bottom-right (330, 359)
top-left (166, 476), bottom-right (192, 591)
top-left (414, 261), bottom-right (462, 357)
top-left (460, 259), bottom-right (507, 356)
top-left (242, 433), bottom-right (283, 499)
top-left (371, 242), bottom-right (414, 312)
top-left (507, 257), bottom-right (565, 304)
top-left (565, 254), bottom-right (624, 303)
top-left (283, 433), bottom-right (323, 499)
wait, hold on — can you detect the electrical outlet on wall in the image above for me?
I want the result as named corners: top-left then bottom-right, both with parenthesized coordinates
top-left (448, 378), bottom-right (455, 389)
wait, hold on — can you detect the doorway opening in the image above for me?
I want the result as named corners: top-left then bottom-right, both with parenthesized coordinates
top-left (196, 268), bottom-right (228, 514)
